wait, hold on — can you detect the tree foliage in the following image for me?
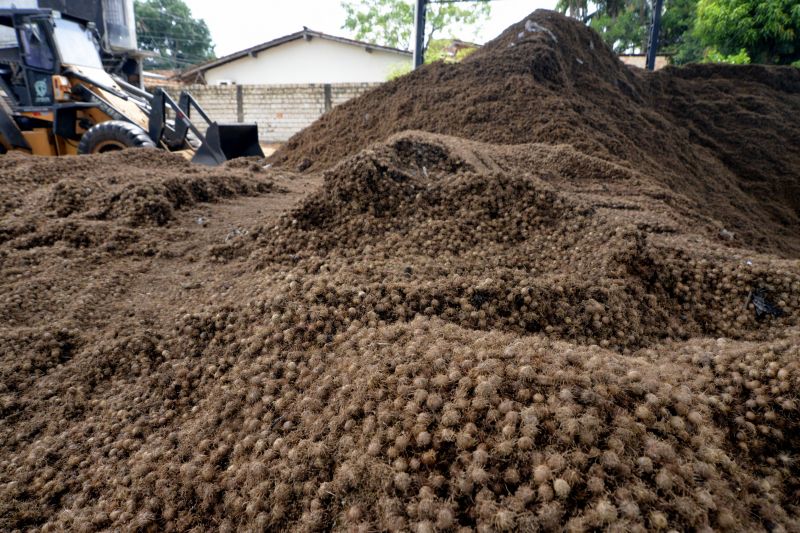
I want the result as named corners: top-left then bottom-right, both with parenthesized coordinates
top-left (557, 0), bottom-right (699, 60)
top-left (695, 0), bottom-right (800, 64)
top-left (558, 0), bottom-right (799, 65)
top-left (135, 0), bottom-right (215, 69)
top-left (704, 46), bottom-right (751, 63)
top-left (341, 0), bottom-right (491, 52)
top-left (387, 38), bottom-right (479, 79)
top-left (659, 0), bottom-right (704, 63)
top-left (589, 8), bottom-right (649, 53)
top-left (558, 0), bottom-right (590, 21)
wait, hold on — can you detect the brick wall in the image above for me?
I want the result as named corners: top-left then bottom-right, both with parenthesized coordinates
top-left (155, 83), bottom-right (380, 143)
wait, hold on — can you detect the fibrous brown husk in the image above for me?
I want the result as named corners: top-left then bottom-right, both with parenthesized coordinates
top-left (1, 9), bottom-right (800, 533)
top-left (1, 150), bottom-right (275, 229)
top-left (0, 149), bottom-right (280, 330)
top-left (261, 131), bottom-right (798, 351)
top-left (270, 10), bottom-right (800, 258)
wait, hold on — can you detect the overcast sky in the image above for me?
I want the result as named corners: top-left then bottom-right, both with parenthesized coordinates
top-left (183, 0), bottom-right (558, 57)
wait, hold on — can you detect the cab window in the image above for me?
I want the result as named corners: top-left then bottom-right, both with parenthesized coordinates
top-left (19, 22), bottom-right (54, 71)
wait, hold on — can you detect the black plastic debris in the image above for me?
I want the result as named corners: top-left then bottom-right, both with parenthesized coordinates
top-left (748, 288), bottom-right (785, 319)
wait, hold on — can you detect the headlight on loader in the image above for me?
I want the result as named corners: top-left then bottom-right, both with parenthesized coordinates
top-left (52, 75), bottom-right (71, 101)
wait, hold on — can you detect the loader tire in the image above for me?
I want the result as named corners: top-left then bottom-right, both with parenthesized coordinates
top-left (78, 121), bottom-right (155, 155)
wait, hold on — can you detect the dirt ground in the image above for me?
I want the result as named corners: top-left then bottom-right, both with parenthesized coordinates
top-left (1, 10), bottom-right (799, 533)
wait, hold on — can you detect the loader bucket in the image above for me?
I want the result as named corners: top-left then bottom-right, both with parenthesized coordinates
top-left (191, 122), bottom-right (264, 165)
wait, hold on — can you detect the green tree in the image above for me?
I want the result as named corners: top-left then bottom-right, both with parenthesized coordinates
top-left (704, 46), bottom-right (751, 63)
top-left (558, 0), bottom-right (703, 63)
top-left (694, 0), bottom-right (800, 64)
top-left (387, 38), bottom-right (479, 79)
top-left (560, 0), bottom-right (799, 65)
top-left (558, 0), bottom-right (589, 20)
top-left (135, 0), bottom-right (215, 69)
top-left (660, 0), bottom-right (703, 63)
top-left (558, 0), bottom-right (650, 53)
top-left (589, 8), bottom-right (649, 53)
top-left (341, 0), bottom-right (491, 53)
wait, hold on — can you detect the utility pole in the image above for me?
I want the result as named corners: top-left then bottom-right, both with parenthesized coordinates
top-left (413, 0), bottom-right (427, 69)
top-left (645, 0), bottom-right (664, 71)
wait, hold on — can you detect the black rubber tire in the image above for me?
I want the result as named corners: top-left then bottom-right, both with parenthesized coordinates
top-left (77, 120), bottom-right (156, 155)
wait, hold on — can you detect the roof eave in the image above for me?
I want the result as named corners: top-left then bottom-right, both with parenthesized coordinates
top-left (178, 29), bottom-right (411, 79)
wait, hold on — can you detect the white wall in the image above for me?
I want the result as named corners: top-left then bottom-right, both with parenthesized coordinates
top-left (0, 0), bottom-right (37, 7)
top-left (204, 37), bottom-right (410, 85)
top-left (619, 55), bottom-right (670, 70)
top-left (157, 83), bottom-right (381, 142)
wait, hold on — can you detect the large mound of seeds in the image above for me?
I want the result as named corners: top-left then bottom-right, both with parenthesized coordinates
top-left (271, 11), bottom-right (800, 258)
top-left (2, 10), bottom-right (799, 533)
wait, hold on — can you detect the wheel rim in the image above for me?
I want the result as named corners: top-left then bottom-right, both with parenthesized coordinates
top-left (93, 140), bottom-right (128, 153)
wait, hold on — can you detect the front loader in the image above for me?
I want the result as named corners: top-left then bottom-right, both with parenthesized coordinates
top-left (0, 8), bottom-right (263, 165)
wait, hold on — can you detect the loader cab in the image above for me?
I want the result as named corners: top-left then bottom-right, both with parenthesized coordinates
top-left (17, 18), bottom-right (56, 107)
top-left (0, 11), bottom-right (59, 110)
top-left (0, 10), bottom-right (103, 110)
top-left (0, 25), bottom-right (27, 106)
